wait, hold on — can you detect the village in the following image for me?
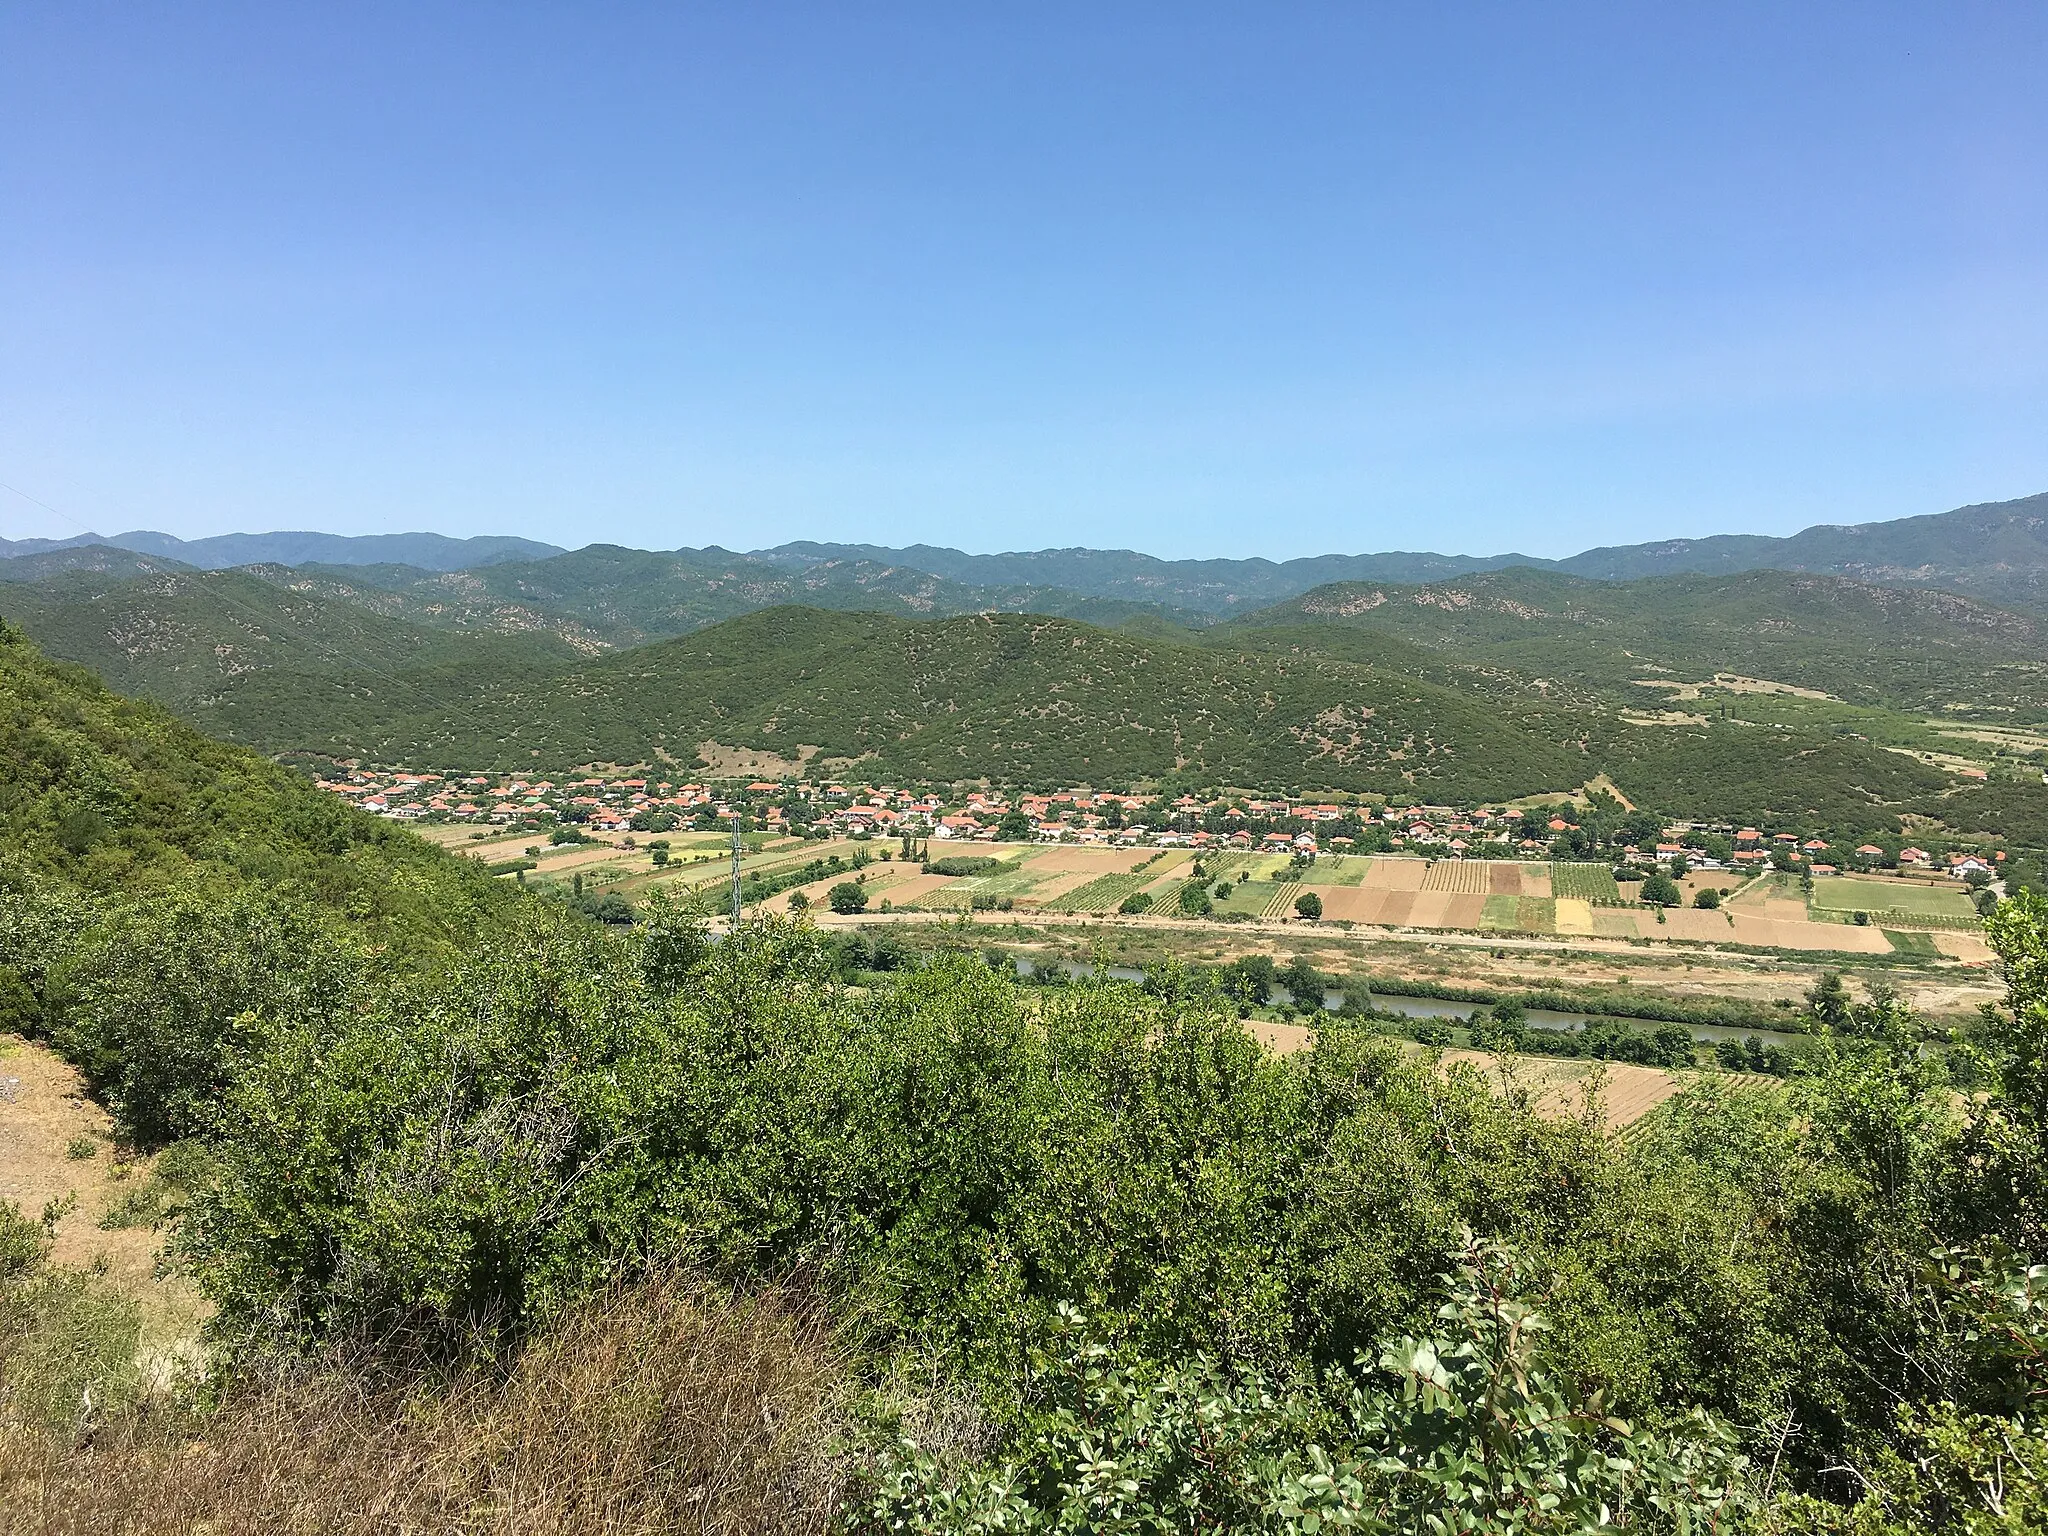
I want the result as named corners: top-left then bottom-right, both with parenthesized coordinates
top-left (319, 763), bottom-right (2006, 882)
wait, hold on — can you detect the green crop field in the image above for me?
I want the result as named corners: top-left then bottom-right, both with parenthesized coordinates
top-left (1045, 873), bottom-right (1155, 913)
top-left (1260, 882), bottom-right (1301, 918)
top-left (1516, 897), bottom-right (1556, 934)
top-left (1480, 894), bottom-right (1521, 929)
top-left (1809, 876), bottom-right (1975, 918)
top-left (1312, 855), bottom-right (1374, 886)
top-left (946, 861), bottom-right (1047, 899)
top-left (1883, 929), bottom-right (1941, 957)
top-left (1550, 863), bottom-right (1621, 902)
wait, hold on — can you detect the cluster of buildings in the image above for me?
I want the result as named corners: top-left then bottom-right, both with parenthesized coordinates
top-left (318, 769), bottom-right (722, 831)
top-left (314, 768), bottom-right (2004, 879)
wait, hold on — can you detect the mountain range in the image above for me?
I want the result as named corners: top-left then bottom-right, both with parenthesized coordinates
top-left (5, 488), bottom-right (2045, 614)
top-left (0, 529), bottom-right (562, 571)
top-left (1, 488), bottom-right (2045, 843)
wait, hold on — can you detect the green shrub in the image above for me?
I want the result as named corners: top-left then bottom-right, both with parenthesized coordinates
top-left (867, 1233), bottom-right (1748, 1534)
top-left (926, 856), bottom-right (1003, 878)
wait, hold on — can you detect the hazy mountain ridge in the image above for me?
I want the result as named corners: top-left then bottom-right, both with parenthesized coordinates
top-left (750, 491), bottom-right (2048, 611)
top-left (0, 529), bottom-right (563, 571)
top-left (1550, 491), bottom-right (2048, 609)
top-left (748, 540), bottom-right (1535, 612)
top-left (245, 545), bottom-right (1216, 647)
top-left (4, 487), bottom-right (2042, 615)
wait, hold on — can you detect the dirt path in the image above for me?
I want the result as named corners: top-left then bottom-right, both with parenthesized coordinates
top-left (0, 1037), bottom-right (210, 1372)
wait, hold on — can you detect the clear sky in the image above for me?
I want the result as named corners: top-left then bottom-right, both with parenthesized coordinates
top-left (3, 3), bottom-right (2044, 559)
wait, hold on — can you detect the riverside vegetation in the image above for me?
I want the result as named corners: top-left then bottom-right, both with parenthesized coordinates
top-left (1, 618), bottom-right (2046, 1532)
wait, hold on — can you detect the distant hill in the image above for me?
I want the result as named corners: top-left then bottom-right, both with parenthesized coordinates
top-left (0, 544), bottom-right (197, 583)
top-left (749, 541), bottom-right (1534, 614)
top-left (1, 563), bottom-right (2020, 834)
top-left (0, 529), bottom-right (563, 571)
top-left (749, 491), bottom-right (2048, 612)
top-left (1551, 491), bottom-right (2048, 609)
top-left (0, 567), bottom-right (582, 747)
top-left (1231, 566), bottom-right (2048, 715)
top-left (315, 606), bottom-right (1591, 801)
top-left (4, 486), bottom-right (2044, 611)
top-left (248, 545), bottom-right (1213, 648)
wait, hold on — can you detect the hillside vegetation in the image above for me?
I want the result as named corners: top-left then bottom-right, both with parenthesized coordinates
top-left (7, 554), bottom-right (2045, 841)
top-left (1234, 566), bottom-right (2048, 715)
top-left (0, 644), bottom-right (2044, 1531)
top-left (0, 568), bottom-right (585, 744)
top-left (336, 606), bottom-right (1589, 801)
top-left (0, 618), bottom-right (513, 1137)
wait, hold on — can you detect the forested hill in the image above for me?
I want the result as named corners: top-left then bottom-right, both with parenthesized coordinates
top-left (3, 562), bottom-right (2043, 834)
top-left (277, 606), bottom-right (1593, 804)
top-left (746, 541), bottom-right (1534, 613)
top-left (0, 567), bottom-right (587, 743)
top-left (1232, 566), bottom-right (2048, 716)
top-left (266, 543), bottom-right (1212, 645)
top-left (751, 489), bottom-right (2048, 612)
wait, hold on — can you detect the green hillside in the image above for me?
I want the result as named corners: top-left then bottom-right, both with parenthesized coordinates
top-left (0, 545), bottom-right (199, 584)
top-left (3, 560), bottom-right (2037, 837)
top-left (0, 613), bottom-right (511, 925)
top-left (268, 606), bottom-right (1586, 800)
top-left (267, 545), bottom-right (1212, 648)
top-left (1234, 566), bottom-right (2048, 716)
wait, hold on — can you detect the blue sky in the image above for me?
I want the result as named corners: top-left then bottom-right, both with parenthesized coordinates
top-left (3, 3), bottom-right (2044, 559)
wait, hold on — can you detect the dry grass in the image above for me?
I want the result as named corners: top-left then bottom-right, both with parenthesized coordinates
top-left (0, 1276), bottom-right (848, 1536)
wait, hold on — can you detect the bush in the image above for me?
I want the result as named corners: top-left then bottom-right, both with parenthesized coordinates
top-left (828, 882), bottom-right (869, 914)
top-left (1694, 887), bottom-right (1721, 909)
top-left (927, 856), bottom-right (1002, 878)
top-left (1293, 891), bottom-right (1322, 920)
top-left (1177, 881), bottom-right (1212, 916)
top-left (53, 884), bottom-right (365, 1147)
top-left (868, 1233), bottom-right (1747, 1534)
top-left (1117, 890), bottom-right (1152, 915)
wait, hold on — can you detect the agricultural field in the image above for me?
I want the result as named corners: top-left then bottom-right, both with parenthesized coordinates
top-left (1883, 930), bottom-right (1942, 958)
top-left (695, 841), bottom-right (2003, 968)
top-left (1046, 872), bottom-right (1156, 913)
top-left (1550, 863), bottom-right (1622, 902)
top-left (1303, 854), bottom-right (1373, 885)
top-left (1807, 875), bottom-right (1977, 920)
top-left (1421, 860), bottom-right (1494, 895)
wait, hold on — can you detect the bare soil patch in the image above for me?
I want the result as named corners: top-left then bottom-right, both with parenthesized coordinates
top-left (0, 1038), bottom-right (209, 1363)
